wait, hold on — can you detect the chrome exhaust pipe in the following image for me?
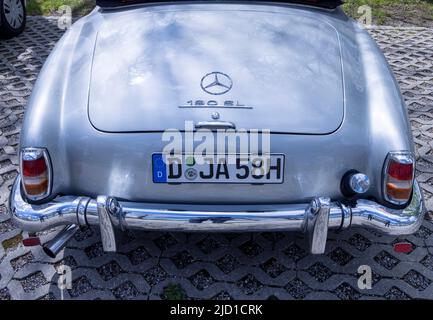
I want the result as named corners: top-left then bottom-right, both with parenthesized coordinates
top-left (42, 224), bottom-right (79, 258)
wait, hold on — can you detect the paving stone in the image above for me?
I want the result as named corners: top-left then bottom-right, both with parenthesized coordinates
top-left (238, 240), bottom-right (264, 258)
top-left (73, 227), bottom-right (94, 242)
top-left (414, 225), bottom-right (433, 239)
top-left (374, 250), bottom-right (401, 270)
top-left (283, 243), bottom-right (308, 262)
top-left (143, 265), bottom-right (168, 286)
top-left (306, 262), bottom-right (333, 283)
top-left (96, 261), bottom-right (123, 281)
top-left (67, 276), bottom-right (93, 298)
top-left (346, 233), bottom-right (372, 252)
top-left (216, 254), bottom-right (240, 274)
top-left (10, 251), bottom-right (34, 271)
top-left (0, 219), bottom-right (15, 234)
top-left (54, 255), bottom-right (78, 272)
top-left (261, 232), bottom-right (286, 244)
top-left (211, 290), bottom-right (233, 300)
top-left (383, 286), bottom-right (412, 300)
top-left (18, 271), bottom-right (48, 293)
top-left (260, 258), bottom-right (287, 278)
top-left (0, 287), bottom-right (11, 300)
top-left (170, 250), bottom-right (196, 269)
top-left (196, 237), bottom-right (221, 254)
top-left (403, 270), bottom-right (432, 290)
top-left (284, 278), bottom-right (312, 299)
top-left (125, 246), bottom-right (150, 265)
top-left (420, 254), bottom-right (433, 272)
top-left (327, 247), bottom-right (354, 266)
top-left (112, 281), bottom-right (139, 300)
top-left (236, 274), bottom-right (263, 295)
top-left (332, 282), bottom-right (361, 300)
top-left (189, 270), bottom-right (215, 291)
top-left (153, 233), bottom-right (178, 251)
top-left (84, 242), bottom-right (105, 259)
top-left (36, 292), bottom-right (56, 300)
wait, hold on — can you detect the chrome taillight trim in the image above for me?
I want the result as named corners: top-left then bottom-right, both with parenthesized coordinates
top-left (19, 147), bottom-right (52, 201)
top-left (382, 151), bottom-right (415, 206)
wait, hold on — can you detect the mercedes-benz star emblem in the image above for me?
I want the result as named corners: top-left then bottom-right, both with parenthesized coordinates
top-left (200, 72), bottom-right (233, 95)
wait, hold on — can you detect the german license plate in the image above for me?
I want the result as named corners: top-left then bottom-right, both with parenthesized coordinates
top-left (152, 154), bottom-right (284, 184)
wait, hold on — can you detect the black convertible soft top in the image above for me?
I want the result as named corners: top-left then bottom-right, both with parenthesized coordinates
top-left (96, 0), bottom-right (343, 9)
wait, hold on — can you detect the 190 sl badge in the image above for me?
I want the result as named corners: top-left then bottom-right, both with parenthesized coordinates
top-left (179, 71), bottom-right (251, 109)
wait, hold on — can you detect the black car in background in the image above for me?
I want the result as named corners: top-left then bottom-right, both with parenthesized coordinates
top-left (0, 0), bottom-right (26, 38)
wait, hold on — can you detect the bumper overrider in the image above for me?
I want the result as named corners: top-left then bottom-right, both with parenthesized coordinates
top-left (9, 175), bottom-right (426, 256)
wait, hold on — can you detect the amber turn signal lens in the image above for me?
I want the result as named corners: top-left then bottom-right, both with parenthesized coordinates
top-left (23, 178), bottom-right (49, 196)
top-left (386, 183), bottom-right (412, 200)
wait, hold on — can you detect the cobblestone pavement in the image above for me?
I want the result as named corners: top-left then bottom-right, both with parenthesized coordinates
top-left (1, 17), bottom-right (433, 300)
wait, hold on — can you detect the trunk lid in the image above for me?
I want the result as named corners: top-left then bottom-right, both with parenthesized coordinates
top-left (88, 7), bottom-right (344, 134)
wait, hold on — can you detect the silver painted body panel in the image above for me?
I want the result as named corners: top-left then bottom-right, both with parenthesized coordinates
top-left (20, 3), bottom-right (414, 206)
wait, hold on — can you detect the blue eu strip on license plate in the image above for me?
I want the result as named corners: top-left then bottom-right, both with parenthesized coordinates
top-left (152, 154), bottom-right (284, 184)
top-left (152, 153), bottom-right (168, 183)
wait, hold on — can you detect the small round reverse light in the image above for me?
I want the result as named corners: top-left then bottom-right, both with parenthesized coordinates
top-left (349, 173), bottom-right (371, 194)
top-left (341, 170), bottom-right (371, 197)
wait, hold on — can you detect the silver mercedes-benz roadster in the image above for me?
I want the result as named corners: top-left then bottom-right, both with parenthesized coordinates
top-left (9, 0), bottom-right (426, 258)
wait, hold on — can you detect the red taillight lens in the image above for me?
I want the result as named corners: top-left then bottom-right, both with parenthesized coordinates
top-left (20, 148), bottom-right (51, 201)
top-left (384, 152), bottom-right (414, 205)
top-left (22, 157), bottom-right (47, 177)
top-left (388, 160), bottom-right (413, 181)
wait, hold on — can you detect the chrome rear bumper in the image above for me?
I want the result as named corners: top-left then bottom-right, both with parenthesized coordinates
top-left (9, 176), bottom-right (425, 254)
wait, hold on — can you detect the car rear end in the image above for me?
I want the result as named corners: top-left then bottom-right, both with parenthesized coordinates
top-left (9, 1), bottom-right (425, 256)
